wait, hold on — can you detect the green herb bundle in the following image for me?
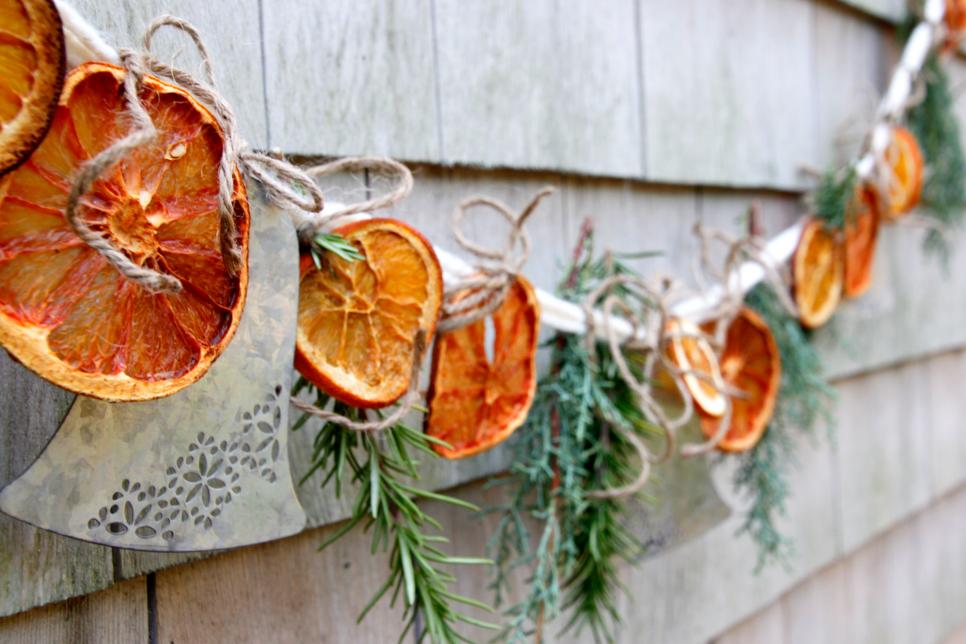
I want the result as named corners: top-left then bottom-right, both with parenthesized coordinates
top-left (732, 284), bottom-right (835, 571)
top-left (487, 228), bottom-right (658, 642)
top-left (293, 383), bottom-right (497, 643)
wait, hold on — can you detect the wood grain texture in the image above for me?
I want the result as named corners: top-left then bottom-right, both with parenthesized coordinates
top-left (639, 0), bottom-right (817, 190)
top-left (434, 0), bottom-right (644, 177)
top-left (262, 0), bottom-right (439, 157)
top-left (0, 578), bottom-right (147, 643)
top-left (0, 354), bottom-right (114, 618)
top-left (813, 2), bottom-right (891, 171)
top-left (68, 0), bottom-right (268, 148)
top-left (715, 480), bottom-right (966, 644)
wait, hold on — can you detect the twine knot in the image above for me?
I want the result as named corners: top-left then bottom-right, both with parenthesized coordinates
top-left (65, 15), bottom-right (324, 294)
top-left (437, 187), bottom-right (554, 333)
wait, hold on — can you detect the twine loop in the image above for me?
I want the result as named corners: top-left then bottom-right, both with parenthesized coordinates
top-left (437, 187), bottom-right (554, 334)
top-left (65, 15), bottom-right (324, 294)
top-left (295, 156), bottom-right (415, 238)
top-left (580, 274), bottom-right (696, 499)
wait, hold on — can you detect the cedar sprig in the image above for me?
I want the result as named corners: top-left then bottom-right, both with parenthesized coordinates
top-left (812, 167), bottom-right (857, 231)
top-left (487, 230), bottom-right (656, 642)
top-left (907, 52), bottom-right (966, 261)
top-left (293, 380), bottom-right (497, 643)
top-left (733, 284), bottom-right (835, 571)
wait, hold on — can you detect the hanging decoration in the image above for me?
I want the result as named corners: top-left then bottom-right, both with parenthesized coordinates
top-left (0, 0), bottom-right (65, 175)
top-left (0, 0), bottom-right (964, 641)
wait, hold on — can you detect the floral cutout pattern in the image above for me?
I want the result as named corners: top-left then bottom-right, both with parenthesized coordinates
top-left (87, 384), bottom-right (285, 542)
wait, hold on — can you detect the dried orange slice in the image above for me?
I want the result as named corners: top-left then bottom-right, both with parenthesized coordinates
top-left (425, 276), bottom-right (540, 459)
top-left (947, 0), bottom-right (966, 38)
top-left (295, 218), bottom-right (443, 408)
top-left (699, 307), bottom-right (780, 453)
top-left (667, 317), bottom-right (726, 418)
top-left (0, 0), bottom-right (65, 175)
top-left (793, 218), bottom-right (844, 329)
top-left (843, 188), bottom-right (879, 299)
top-left (0, 62), bottom-right (250, 400)
top-left (878, 126), bottom-right (923, 221)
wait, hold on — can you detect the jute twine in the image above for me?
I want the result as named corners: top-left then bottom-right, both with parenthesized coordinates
top-left (437, 187), bottom-right (554, 334)
top-left (296, 156), bottom-right (414, 237)
top-left (291, 333), bottom-right (427, 433)
top-left (682, 215), bottom-right (797, 455)
top-left (288, 157), bottom-right (421, 433)
top-left (580, 274), bottom-right (704, 499)
top-left (65, 16), bottom-right (325, 294)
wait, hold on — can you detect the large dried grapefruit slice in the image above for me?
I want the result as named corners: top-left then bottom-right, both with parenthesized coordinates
top-left (0, 0), bottom-right (65, 175)
top-left (843, 187), bottom-right (879, 299)
top-left (878, 126), bottom-right (923, 221)
top-left (667, 317), bottom-right (726, 418)
top-left (425, 275), bottom-right (540, 459)
top-left (295, 218), bottom-right (443, 408)
top-left (793, 218), bottom-right (844, 329)
top-left (0, 62), bottom-right (250, 400)
top-left (699, 307), bottom-right (780, 453)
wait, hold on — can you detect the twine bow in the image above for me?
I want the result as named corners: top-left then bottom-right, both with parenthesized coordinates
top-left (437, 187), bottom-right (554, 333)
top-left (65, 16), bottom-right (325, 294)
top-left (295, 156), bottom-right (415, 238)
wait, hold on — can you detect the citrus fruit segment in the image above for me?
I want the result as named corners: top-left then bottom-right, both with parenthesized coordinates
top-left (0, 0), bottom-right (65, 175)
top-left (0, 62), bottom-right (250, 400)
top-left (878, 126), bottom-right (923, 220)
top-left (793, 218), bottom-right (844, 329)
top-left (295, 218), bottom-right (443, 408)
top-left (425, 275), bottom-right (540, 459)
top-left (667, 317), bottom-right (726, 418)
top-left (843, 187), bottom-right (879, 299)
top-left (699, 307), bottom-right (780, 453)
top-left (946, 0), bottom-right (966, 39)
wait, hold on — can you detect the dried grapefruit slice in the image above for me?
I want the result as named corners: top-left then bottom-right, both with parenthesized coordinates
top-left (0, 62), bottom-right (250, 400)
top-left (793, 218), bottom-right (843, 329)
top-left (843, 187), bottom-right (879, 299)
top-left (699, 307), bottom-right (780, 453)
top-left (0, 0), bottom-right (65, 175)
top-left (295, 218), bottom-right (443, 408)
top-left (425, 275), bottom-right (540, 459)
top-left (667, 317), bottom-right (726, 418)
top-left (878, 126), bottom-right (923, 221)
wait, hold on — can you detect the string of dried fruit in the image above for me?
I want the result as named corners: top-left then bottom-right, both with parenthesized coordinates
top-left (486, 224), bottom-right (659, 643)
top-left (292, 217), bottom-right (496, 642)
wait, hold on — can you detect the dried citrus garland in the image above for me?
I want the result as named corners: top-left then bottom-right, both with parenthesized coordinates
top-left (425, 275), bottom-right (540, 459)
top-left (0, 0), bottom-right (65, 175)
top-left (698, 307), bottom-right (781, 453)
top-left (792, 218), bottom-right (844, 329)
top-left (295, 217), bottom-right (442, 407)
top-left (0, 62), bottom-right (249, 400)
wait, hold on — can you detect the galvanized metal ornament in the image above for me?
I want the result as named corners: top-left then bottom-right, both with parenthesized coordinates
top-left (0, 189), bottom-right (307, 551)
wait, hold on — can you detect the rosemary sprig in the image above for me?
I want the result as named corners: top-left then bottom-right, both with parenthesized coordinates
top-left (294, 382), bottom-right (497, 643)
top-left (734, 284), bottom-right (835, 571)
top-left (487, 227), bottom-right (655, 642)
top-left (310, 232), bottom-right (365, 268)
